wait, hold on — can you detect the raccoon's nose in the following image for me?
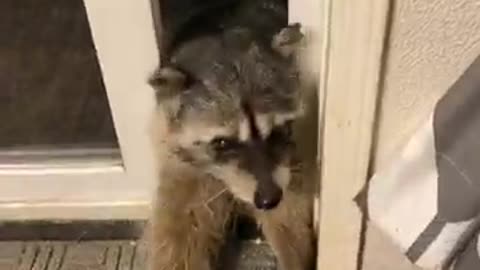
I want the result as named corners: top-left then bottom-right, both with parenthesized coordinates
top-left (254, 187), bottom-right (283, 210)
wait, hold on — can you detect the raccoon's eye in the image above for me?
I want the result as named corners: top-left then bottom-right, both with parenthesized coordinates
top-left (268, 121), bottom-right (294, 145)
top-left (210, 137), bottom-right (241, 153)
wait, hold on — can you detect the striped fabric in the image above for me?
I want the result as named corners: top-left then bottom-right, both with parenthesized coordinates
top-left (357, 55), bottom-right (480, 270)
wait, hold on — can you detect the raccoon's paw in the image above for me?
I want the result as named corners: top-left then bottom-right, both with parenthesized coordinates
top-left (272, 23), bottom-right (305, 58)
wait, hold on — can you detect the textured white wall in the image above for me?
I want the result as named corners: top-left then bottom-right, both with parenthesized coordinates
top-left (365, 1), bottom-right (480, 269)
top-left (372, 0), bottom-right (480, 170)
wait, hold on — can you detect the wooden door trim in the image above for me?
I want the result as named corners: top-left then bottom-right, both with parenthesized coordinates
top-left (316, 0), bottom-right (392, 269)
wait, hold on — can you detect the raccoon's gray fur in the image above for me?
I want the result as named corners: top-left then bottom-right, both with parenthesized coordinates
top-left (147, 0), bottom-right (316, 269)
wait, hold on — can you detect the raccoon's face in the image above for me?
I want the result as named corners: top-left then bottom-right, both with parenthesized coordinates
top-left (151, 24), bottom-right (305, 210)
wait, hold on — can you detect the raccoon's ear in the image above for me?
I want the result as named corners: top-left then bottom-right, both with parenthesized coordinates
top-left (272, 23), bottom-right (305, 58)
top-left (148, 66), bottom-right (187, 101)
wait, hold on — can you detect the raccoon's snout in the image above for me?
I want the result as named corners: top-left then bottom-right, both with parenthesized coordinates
top-left (239, 143), bottom-right (285, 210)
top-left (254, 187), bottom-right (282, 210)
top-left (254, 182), bottom-right (283, 210)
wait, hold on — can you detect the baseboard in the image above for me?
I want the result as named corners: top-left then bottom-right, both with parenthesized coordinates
top-left (0, 201), bottom-right (150, 221)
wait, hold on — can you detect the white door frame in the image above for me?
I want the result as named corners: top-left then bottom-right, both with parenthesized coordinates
top-left (312, 0), bottom-right (392, 270)
top-left (0, 0), bottom-right (159, 220)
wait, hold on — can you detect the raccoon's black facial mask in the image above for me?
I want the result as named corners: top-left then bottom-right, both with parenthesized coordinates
top-left (209, 120), bottom-right (293, 162)
top-left (204, 116), bottom-right (294, 210)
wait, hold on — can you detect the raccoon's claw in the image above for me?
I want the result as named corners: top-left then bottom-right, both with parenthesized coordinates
top-left (272, 23), bottom-right (305, 57)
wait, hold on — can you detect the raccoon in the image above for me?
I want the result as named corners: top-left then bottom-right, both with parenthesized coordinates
top-left (147, 0), bottom-right (317, 269)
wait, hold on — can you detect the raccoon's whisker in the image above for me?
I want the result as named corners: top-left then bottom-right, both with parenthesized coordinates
top-left (205, 205), bottom-right (214, 216)
top-left (203, 188), bottom-right (228, 206)
top-left (200, 188), bottom-right (228, 216)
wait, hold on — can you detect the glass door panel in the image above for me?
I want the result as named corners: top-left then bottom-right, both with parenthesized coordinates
top-left (0, 0), bottom-right (121, 166)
